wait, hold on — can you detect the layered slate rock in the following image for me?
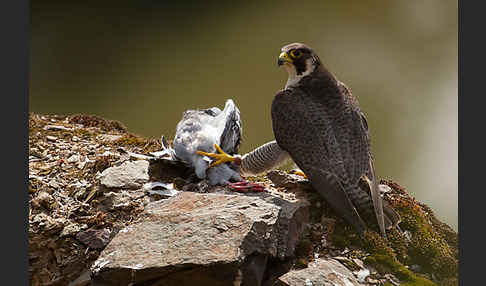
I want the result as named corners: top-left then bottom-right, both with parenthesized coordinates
top-left (91, 191), bottom-right (309, 286)
top-left (99, 160), bottom-right (149, 190)
top-left (275, 258), bottom-right (361, 286)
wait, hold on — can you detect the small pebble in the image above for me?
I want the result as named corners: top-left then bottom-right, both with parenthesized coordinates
top-left (67, 154), bottom-right (80, 163)
top-left (46, 136), bottom-right (57, 142)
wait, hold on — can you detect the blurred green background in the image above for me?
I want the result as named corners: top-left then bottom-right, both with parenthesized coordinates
top-left (30, 1), bottom-right (457, 230)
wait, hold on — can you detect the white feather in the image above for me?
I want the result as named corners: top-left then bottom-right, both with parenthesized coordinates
top-left (284, 58), bottom-right (316, 89)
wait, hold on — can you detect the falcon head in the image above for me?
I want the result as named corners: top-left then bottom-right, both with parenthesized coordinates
top-left (277, 43), bottom-right (321, 88)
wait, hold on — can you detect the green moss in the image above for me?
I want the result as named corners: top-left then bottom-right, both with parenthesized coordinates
top-left (385, 228), bottom-right (409, 264)
top-left (401, 280), bottom-right (437, 286)
top-left (364, 254), bottom-right (436, 286)
top-left (393, 197), bottom-right (458, 280)
top-left (340, 259), bottom-right (361, 272)
top-left (361, 231), bottom-right (395, 258)
top-left (329, 218), bottom-right (361, 249)
top-left (325, 180), bottom-right (458, 286)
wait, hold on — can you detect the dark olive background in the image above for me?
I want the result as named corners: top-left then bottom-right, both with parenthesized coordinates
top-left (30, 1), bottom-right (457, 230)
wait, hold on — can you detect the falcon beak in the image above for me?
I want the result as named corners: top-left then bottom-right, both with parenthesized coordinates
top-left (278, 52), bottom-right (292, 66)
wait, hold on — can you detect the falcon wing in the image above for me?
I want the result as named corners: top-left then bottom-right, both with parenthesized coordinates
top-left (271, 88), bottom-right (368, 233)
top-left (339, 83), bottom-right (386, 236)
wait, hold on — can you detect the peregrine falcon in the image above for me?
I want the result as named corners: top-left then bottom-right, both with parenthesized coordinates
top-left (201, 44), bottom-right (400, 236)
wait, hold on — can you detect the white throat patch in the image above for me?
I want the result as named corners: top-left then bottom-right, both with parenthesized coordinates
top-left (284, 58), bottom-right (315, 89)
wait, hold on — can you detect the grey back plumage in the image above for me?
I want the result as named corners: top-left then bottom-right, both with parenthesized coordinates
top-left (271, 60), bottom-right (397, 235)
top-left (172, 99), bottom-right (242, 185)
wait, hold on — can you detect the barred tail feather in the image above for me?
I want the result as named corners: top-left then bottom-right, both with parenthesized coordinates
top-left (345, 185), bottom-right (376, 223)
top-left (368, 159), bottom-right (386, 237)
top-left (352, 176), bottom-right (401, 232)
top-left (346, 184), bottom-right (400, 233)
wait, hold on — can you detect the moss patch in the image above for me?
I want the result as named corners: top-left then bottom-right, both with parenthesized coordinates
top-left (323, 179), bottom-right (458, 286)
top-left (390, 183), bottom-right (458, 281)
top-left (364, 254), bottom-right (435, 286)
top-left (329, 220), bottom-right (361, 249)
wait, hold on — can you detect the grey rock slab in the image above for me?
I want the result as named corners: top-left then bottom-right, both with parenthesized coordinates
top-left (99, 160), bottom-right (149, 189)
top-left (275, 258), bottom-right (362, 286)
top-left (91, 191), bottom-right (309, 286)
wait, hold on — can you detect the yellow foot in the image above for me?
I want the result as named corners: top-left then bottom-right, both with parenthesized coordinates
top-left (197, 144), bottom-right (236, 168)
top-left (289, 169), bottom-right (307, 178)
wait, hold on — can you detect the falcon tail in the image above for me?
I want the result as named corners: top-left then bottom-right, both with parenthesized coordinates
top-left (350, 176), bottom-right (401, 234)
top-left (346, 185), bottom-right (400, 232)
top-left (368, 159), bottom-right (386, 237)
top-left (306, 166), bottom-right (400, 236)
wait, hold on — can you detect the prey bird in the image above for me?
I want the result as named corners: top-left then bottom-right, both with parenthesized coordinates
top-left (200, 43), bottom-right (400, 236)
top-left (169, 99), bottom-right (243, 186)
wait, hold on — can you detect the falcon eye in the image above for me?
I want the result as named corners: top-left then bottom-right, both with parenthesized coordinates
top-left (290, 50), bottom-right (302, 59)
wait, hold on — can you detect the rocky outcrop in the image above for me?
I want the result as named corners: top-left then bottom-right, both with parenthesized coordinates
top-left (91, 191), bottom-right (308, 285)
top-left (28, 113), bottom-right (458, 286)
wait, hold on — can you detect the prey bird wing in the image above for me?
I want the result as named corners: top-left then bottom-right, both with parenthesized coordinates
top-left (219, 101), bottom-right (242, 155)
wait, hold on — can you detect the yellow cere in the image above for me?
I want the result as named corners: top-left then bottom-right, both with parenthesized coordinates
top-left (279, 52), bottom-right (293, 63)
